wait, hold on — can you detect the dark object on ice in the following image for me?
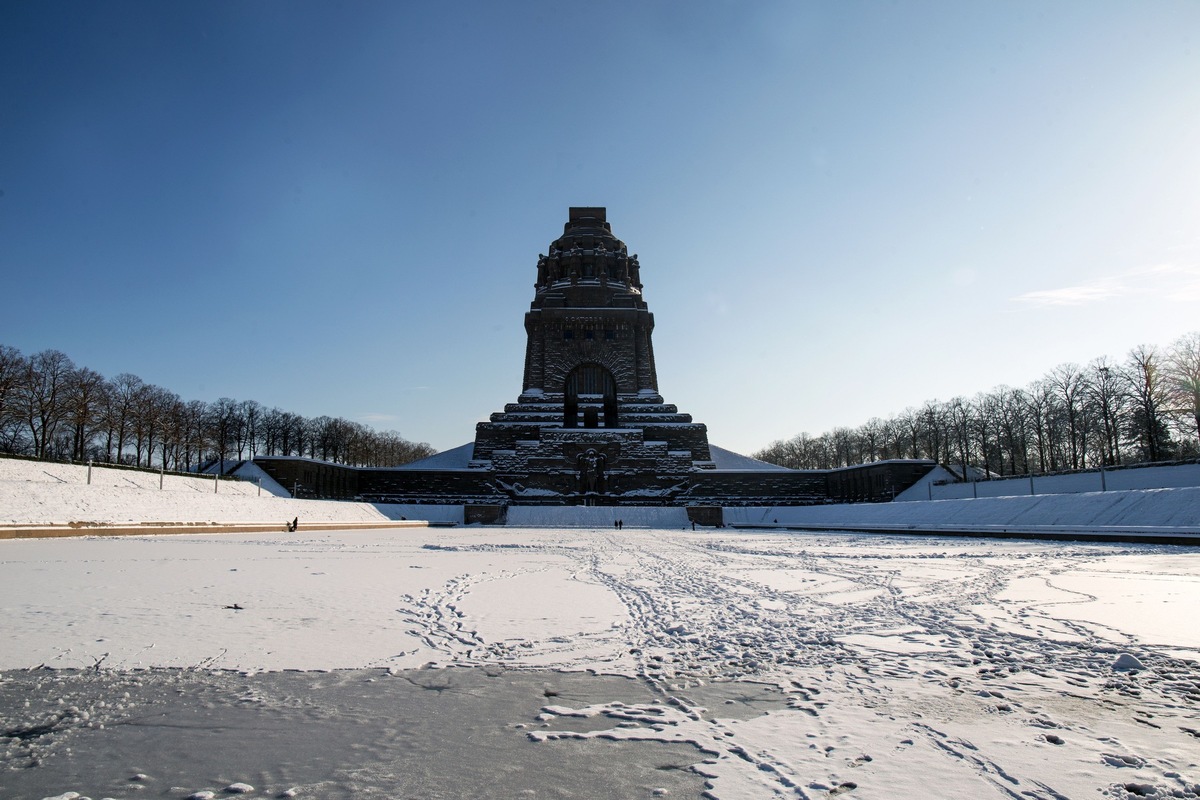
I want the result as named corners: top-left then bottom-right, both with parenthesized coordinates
top-left (3, 719), bottom-right (62, 741)
top-left (224, 603), bottom-right (244, 611)
top-left (286, 517), bottom-right (298, 532)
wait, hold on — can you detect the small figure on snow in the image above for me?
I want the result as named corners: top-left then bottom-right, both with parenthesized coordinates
top-left (224, 603), bottom-right (244, 611)
top-left (286, 517), bottom-right (299, 532)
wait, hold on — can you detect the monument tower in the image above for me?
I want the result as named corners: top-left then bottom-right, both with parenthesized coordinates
top-left (470, 207), bottom-right (715, 503)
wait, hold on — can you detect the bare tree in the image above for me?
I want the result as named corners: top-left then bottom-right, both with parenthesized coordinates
top-left (206, 397), bottom-right (241, 472)
top-left (994, 388), bottom-right (1029, 475)
top-left (1026, 381), bottom-right (1058, 473)
top-left (828, 426), bottom-right (855, 468)
top-left (103, 373), bottom-right (144, 464)
top-left (134, 385), bottom-right (176, 468)
top-left (156, 391), bottom-right (185, 469)
top-left (1047, 364), bottom-right (1088, 469)
top-left (1124, 344), bottom-right (1173, 462)
top-left (948, 398), bottom-right (971, 478)
top-left (130, 383), bottom-right (155, 467)
top-left (0, 345), bottom-right (29, 453)
top-left (237, 400), bottom-right (262, 459)
top-left (65, 366), bottom-right (107, 461)
top-left (179, 400), bottom-right (208, 471)
top-left (259, 407), bottom-right (284, 456)
top-left (918, 401), bottom-right (947, 464)
top-left (972, 391), bottom-right (1002, 476)
top-left (859, 418), bottom-right (883, 463)
top-left (1085, 357), bottom-right (1127, 466)
top-left (897, 408), bottom-right (922, 460)
top-left (1165, 331), bottom-right (1200, 452)
top-left (19, 350), bottom-right (75, 458)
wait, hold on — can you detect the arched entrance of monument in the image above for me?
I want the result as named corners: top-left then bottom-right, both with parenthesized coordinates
top-left (564, 363), bottom-right (618, 428)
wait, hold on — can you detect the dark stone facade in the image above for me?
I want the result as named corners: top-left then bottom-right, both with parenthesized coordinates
top-left (254, 208), bottom-right (935, 507)
top-left (827, 460), bottom-right (938, 503)
top-left (464, 207), bottom-right (714, 505)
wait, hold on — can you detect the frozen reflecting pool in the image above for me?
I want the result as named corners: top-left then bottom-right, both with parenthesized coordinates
top-left (3, 527), bottom-right (1199, 799)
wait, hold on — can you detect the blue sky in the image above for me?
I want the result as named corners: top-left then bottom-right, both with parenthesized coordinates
top-left (2, 1), bottom-right (1198, 455)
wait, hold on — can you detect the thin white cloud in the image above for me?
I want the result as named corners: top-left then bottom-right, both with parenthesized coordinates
top-left (1014, 277), bottom-right (1126, 306)
top-left (1013, 264), bottom-right (1200, 307)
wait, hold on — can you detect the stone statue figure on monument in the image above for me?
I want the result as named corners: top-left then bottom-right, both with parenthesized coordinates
top-left (578, 448), bottom-right (606, 494)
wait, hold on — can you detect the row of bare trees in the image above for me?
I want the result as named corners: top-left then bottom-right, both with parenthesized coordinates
top-left (754, 333), bottom-right (1200, 475)
top-left (0, 344), bottom-right (436, 471)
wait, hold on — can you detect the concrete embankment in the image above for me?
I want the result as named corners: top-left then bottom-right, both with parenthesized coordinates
top-left (723, 487), bottom-right (1200, 544)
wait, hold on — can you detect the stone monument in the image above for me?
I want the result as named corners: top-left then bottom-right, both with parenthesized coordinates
top-left (468, 207), bottom-right (718, 504)
top-left (253, 207), bottom-right (935, 511)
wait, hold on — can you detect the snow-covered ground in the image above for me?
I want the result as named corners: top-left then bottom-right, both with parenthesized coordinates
top-left (2, 457), bottom-right (1200, 799)
top-left (0, 457), bottom-right (462, 526)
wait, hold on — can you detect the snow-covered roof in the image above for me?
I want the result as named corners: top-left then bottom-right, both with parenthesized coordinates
top-left (707, 445), bottom-right (792, 471)
top-left (394, 442), bottom-right (476, 470)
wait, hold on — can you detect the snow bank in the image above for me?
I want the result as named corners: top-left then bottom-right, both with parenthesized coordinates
top-left (725, 486), bottom-right (1200, 532)
top-left (900, 461), bottom-right (1200, 501)
top-left (0, 457), bottom-right (267, 495)
top-left (0, 457), bottom-right (455, 526)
